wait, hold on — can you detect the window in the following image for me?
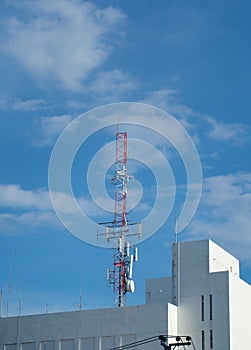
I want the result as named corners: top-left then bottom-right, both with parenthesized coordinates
top-left (21, 343), bottom-right (35, 350)
top-left (210, 330), bottom-right (213, 349)
top-left (60, 339), bottom-right (74, 350)
top-left (201, 295), bottom-right (205, 321)
top-left (201, 331), bottom-right (205, 350)
top-left (121, 335), bottom-right (136, 350)
top-left (209, 294), bottom-right (213, 320)
top-left (101, 336), bottom-right (115, 350)
top-left (5, 345), bottom-right (16, 350)
top-left (80, 337), bottom-right (95, 350)
top-left (40, 341), bottom-right (55, 350)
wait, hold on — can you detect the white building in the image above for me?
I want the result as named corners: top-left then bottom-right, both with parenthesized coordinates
top-left (0, 239), bottom-right (250, 350)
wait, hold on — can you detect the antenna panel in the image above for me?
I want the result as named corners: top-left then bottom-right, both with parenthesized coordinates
top-left (129, 254), bottom-right (134, 279)
top-left (134, 247), bottom-right (138, 262)
top-left (126, 279), bottom-right (135, 293)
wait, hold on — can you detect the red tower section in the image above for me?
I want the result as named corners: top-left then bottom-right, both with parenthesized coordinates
top-left (112, 131), bottom-right (128, 229)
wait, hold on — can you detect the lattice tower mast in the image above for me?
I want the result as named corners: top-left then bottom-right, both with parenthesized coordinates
top-left (98, 121), bottom-right (141, 307)
top-left (112, 129), bottom-right (130, 307)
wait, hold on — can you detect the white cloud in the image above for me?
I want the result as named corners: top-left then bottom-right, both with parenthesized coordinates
top-left (0, 183), bottom-right (109, 236)
top-left (34, 114), bottom-right (73, 147)
top-left (187, 172), bottom-right (251, 264)
top-left (143, 88), bottom-right (250, 148)
top-left (0, 211), bottom-right (59, 236)
top-left (51, 191), bottom-right (104, 217)
top-left (4, 0), bottom-right (126, 90)
top-left (89, 69), bottom-right (138, 98)
top-left (0, 184), bottom-right (60, 235)
top-left (0, 184), bottom-right (51, 210)
top-left (0, 97), bottom-right (45, 111)
top-left (142, 88), bottom-right (204, 151)
top-left (205, 116), bottom-right (249, 144)
top-left (142, 88), bottom-right (198, 132)
top-left (143, 88), bottom-right (180, 113)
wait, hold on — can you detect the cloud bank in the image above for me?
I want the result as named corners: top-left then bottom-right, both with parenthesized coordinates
top-left (187, 172), bottom-right (251, 264)
top-left (4, 0), bottom-right (126, 90)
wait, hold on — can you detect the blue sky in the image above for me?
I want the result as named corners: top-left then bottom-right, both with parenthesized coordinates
top-left (0, 0), bottom-right (251, 315)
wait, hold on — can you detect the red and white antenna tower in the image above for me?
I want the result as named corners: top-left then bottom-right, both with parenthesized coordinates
top-left (98, 118), bottom-right (142, 307)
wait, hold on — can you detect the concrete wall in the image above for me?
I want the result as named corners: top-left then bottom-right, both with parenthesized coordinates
top-left (145, 277), bottom-right (172, 305)
top-left (167, 303), bottom-right (178, 336)
top-left (144, 240), bottom-right (237, 349)
top-left (209, 240), bottom-right (239, 276)
top-left (0, 304), bottom-right (169, 350)
top-left (144, 239), bottom-right (251, 350)
top-left (174, 240), bottom-right (231, 350)
top-left (229, 273), bottom-right (251, 350)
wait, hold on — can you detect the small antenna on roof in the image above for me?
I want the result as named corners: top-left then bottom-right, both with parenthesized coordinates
top-left (0, 289), bottom-right (2, 317)
top-left (75, 273), bottom-right (83, 310)
top-left (174, 216), bottom-right (178, 244)
top-left (79, 273), bottom-right (83, 310)
top-left (6, 252), bottom-right (14, 317)
top-left (116, 112), bottom-right (120, 134)
top-left (18, 280), bottom-right (22, 317)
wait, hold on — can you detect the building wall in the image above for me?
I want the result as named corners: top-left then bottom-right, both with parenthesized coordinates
top-left (167, 303), bottom-right (178, 336)
top-left (208, 240), bottom-right (239, 276)
top-left (145, 277), bottom-right (172, 305)
top-left (177, 240), bottom-right (232, 350)
top-left (229, 273), bottom-right (251, 350)
top-left (145, 240), bottom-right (247, 350)
top-left (0, 304), bottom-right (169, 350)
top-left (179, 270), bottom-right (231, 350)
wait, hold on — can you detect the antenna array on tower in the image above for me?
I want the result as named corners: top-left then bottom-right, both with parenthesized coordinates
top-left (97, 121), bottom-right (142, 307)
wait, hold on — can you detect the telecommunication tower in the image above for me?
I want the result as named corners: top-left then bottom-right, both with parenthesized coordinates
top-left (98, 121), bottom-right (142, 307)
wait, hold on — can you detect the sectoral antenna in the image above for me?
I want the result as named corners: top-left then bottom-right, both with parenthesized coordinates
top-left (97, 119), bottom-right (142, 307)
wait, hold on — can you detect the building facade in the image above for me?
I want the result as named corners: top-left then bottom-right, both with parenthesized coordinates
top-left (0, 239), bottom-right (250, 350)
